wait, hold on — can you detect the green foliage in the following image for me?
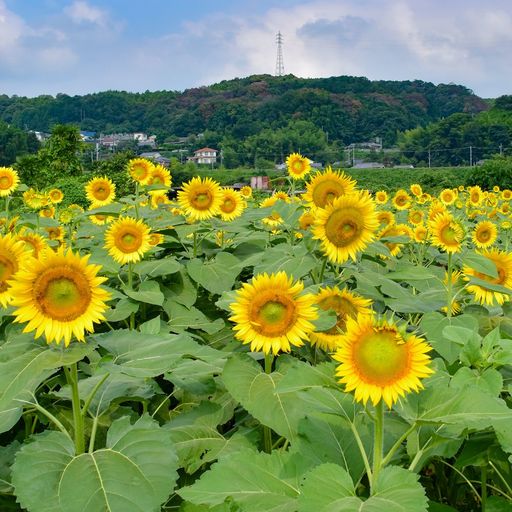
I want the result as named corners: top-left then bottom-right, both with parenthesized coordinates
top-left (0, 122), bottom-right (39, 166)
top-left (53, 174), bottom-right (89, 207)
top-left (465, 155), bottom-right (512, 190)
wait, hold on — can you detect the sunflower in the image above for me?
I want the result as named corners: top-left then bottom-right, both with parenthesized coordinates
top-left (410, 184), bottom-right (423, 197)
top-left (89, 213), bottom-right (114, 226)
top-left (413, 224), bottom-right (428, 243)
top-left (150, 192), bottom-right (171, 209)
top-left (16, 230), bottom-right (48, 258)
top-left (85, 176), bottom-right (116, 206)
top-left (104, 217), bottom-right (151, 264)
top-left (39, 206), bottom-right (55, 219)
top-left (229, 271), bottom-right (317, 355)
top-left (472, 220), bottom-right (498, 249)
top-left (429, 212), bottom-right (464, 253)
top-left (428, 200), bottom-right (447, 222)
top-left (23, 189), bottom-right (47, 210)
top-left (439, 188), bottom-right (457, 206)
top-left (286, 153), bottom-right (311, 180)
top-left (148, 233), bottom-right (164, 246)
top-left (392, 189), bottom-right (412, 210)
top-left (376, 210), bottom-right (395, 231)
top-left (177, 177), bottom-right (222, 221)
top-left (303, 168), bottom-right (356, 209)
top-left (379, 224), bottom-right (405, 257)
top-left (502, 189), bottom-right (512, 201)
top-left (309, 287), bottom-right (372, 351)
top-left (262, 211), bottom-right (284, 228)
top-left (45, 226), bottom-right (65, 243)
top-left (240, 186), bottom-right (252, 199)
top-left (127, 158), bottom-right (154, 185)
top-left (332, 315), bottom-right (433, 408)
top-left (299, 210), bottom-right (316, 230)
top-left (374, 190), bottom-right (389, 205)
top-left (219, 188), bottom-right (245, 221)
top-left (48, 188), bottom-right (64, 204)
top-left (501, 203), bottom-right (510, 214)
top-left (313, 191), bottom-right (378, 264)
top-left (467, 186), bottom-right (484, 207)
top-left (417, 193), bottom-right (431, 205)
top-left (147, 164), bottom-right (172, 192)
top-left (463, 249), bottom-right (512, 306)
top-left (0, 167), bottom-right (20, 197)
top-left (408, 209), bottom-right (424, 226)
top-left (0, 234), bottom-right (27, 307)
top-left (9, 247), bottom-right (110, 346)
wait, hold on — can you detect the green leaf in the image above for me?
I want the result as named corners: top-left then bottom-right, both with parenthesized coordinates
top-left (486, 496), bottom-right (512, 511)
top-left (178, 449), bottom-right (301, 512)
top-left (124, 279), bottom-right (165, 305)
top-left (253, 243), bottom-right (316, 279)
top-left (104, 298), bottom-right (139, 322)
top-left (298, 464), bottom-right (428, 512)
top-left (0, 333), bottom-right (94, 434)
top-left (451, 367), bottom-right (503, 397)
top-left (166, 300), bottom-right (225, 334)
top-left (133, 257), bottom-right (181, 277)
top-left (12, 416), bottom-right (178, 512)
top-left (311, 308), bottom-right (337, 332)
top-left (165, 269), bottom-right (198, 307)
top-left (463, 251), bottom-right (498, 278)
top-left (187, 252), bottom-right (242, 295)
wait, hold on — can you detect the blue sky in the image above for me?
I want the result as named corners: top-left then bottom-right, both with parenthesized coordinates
top-left (1, 0), bottom-right (511, 98)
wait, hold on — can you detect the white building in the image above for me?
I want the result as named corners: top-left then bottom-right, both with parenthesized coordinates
top-left (193, 147), bottom-right (218, 165)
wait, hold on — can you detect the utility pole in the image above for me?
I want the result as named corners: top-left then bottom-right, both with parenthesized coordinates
top-left (469, 146), bottom-right (473, 166)
top-left (275, 32), bottom-right (284, 76)
top-left (500, 143), bottom-right (503, 156)
top-left (428, 149), bottom-right (431, 168)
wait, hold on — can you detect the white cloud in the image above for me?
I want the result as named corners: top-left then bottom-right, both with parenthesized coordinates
top-left (65, 1), bottom-right (107, 26)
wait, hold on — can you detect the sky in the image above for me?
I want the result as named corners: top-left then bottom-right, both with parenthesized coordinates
top-left (1, 0), bottom-right (511, 98)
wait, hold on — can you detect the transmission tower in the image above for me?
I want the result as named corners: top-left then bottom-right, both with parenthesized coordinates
top-left (275, 31), bottom-right (284, 76)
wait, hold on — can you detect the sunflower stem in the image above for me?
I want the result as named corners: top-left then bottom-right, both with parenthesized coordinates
top-left (134, 182), bottom-right (140, 219)
top-left (381, 422), bottom-right (417, 467)
top-left (128, 262), bottom-right (135, 330)
top-left (81, 372), bottom-right (110, 419)
top-left (446, 252), bottom-right (453, 318)
top-left (65, 363), bottom-right (85, 455)
top-left (193, 231), bottom-right (198, 257)
top-left (4, 195), bottom-right (10, 230)
top-left (263, 353), bottom-right (274, 454)
top-left (318, 257), bottom-right (328, 283)
top-left (481, 464), bottom-right (488, 511)
top-left (372, 400), bottom-right (384, 492)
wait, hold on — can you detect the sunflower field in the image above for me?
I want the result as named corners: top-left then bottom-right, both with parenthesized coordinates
top-left (0, 153), bottom-right (511, 512)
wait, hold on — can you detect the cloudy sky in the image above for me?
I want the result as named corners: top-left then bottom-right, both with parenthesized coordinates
top-left (1, 0), bottom-right (511, 98)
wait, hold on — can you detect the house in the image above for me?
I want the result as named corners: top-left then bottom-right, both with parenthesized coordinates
top-left (139, 151), bottom-right (170, 167)
top-left (192, 147), bottom-right (218, 165)
top-left (352, 162), bottom-right (384, 169)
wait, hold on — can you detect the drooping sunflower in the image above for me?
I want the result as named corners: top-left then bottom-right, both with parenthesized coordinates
top-left (240, 186), bottom-right (252, 199)
top-left (85, 176), bottom-right (116, 206)
top-left (148, 233), bottom-right (164, 246)
top-left (127, 158), bottom-right (154, 185)
top-left (332, 315), bottom-right (433, 408)
top-left (16, 230), bottom-right (48, 258)
top-left (150, 192), bottom-right (171, 209)
top-left (313, 190), bottom-right (379, 264)
top-left (392, 189), bottom-right (412, 210)
top-left (310, 287), bottom-right (372, 352)
top-left (472, 220), bottom-right (498, 249)
top-left (104, 217), bottom-right (151, 264)
top-left (9, 247), bottom-right (111, 346)
top-left (0, 234), bottom-right (27, 307)
top-left (374, 190), bottom-right (389, 205)
top-left (439, 188), bottom-right (458, 206)
top-left (410, 184), bottom-right (423, 197)
top-left (379, 224), bottom-right (405, 257)
top-left (219, 188), bottom-right (245, 221)
top-left (229, 271), bottom-right (317, 355)
top-left (0, 167), bottom-right (20, 197)
top-left (88, 212), bottom-right (114, 226)
top-left (177, 177), bottom-right (222, 221)
top-left (303, 168), bottom-right (357, 209)
top-left (286, 153), bottom-right (311, 180)
top-left (463, 249), bottom-right (512, 306)
top-left (48, 188), bottom-right (64, 204)
top-left (147, 164), bottom-right (172, 192)
top-left (429, 212), bottom-right (464, 253)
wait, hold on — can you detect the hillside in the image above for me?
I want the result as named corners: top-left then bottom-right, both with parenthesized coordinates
top-left (0, 74), bottom-right (487, 151)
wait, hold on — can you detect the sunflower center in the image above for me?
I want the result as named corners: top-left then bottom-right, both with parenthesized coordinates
top-left (152, 176), bottom-right (164, 185)
top-left (251, 293), bottom-right (296, 336)
top-left (477, 229), bottom-right (490, 242)
top-left (440, 224), bottom-right (459, 244)
top-left (94, 185), bottom-right (109, 200)
top-left (33, 268), bottom-right (91, 321)
top-left (353, 328), bottom-right (409, 385)
top-left (118, 230), bottom-right (142, 253)
top-left (0, 255), bottom-right (16, 292)
top-left (470, 193), bottom-right (480, 203)
top-left (312, 181), bottom-right (344, 208)
top-left (325, 209), bottom-right (361, 247)
top-left (192, 191), bottom-right (213, 210)
top-left (0, 176), bottom-right (12, 188)
top-left (132, 165), bottom-right (147, 179)
top-left (222, 198), bottom-right (236, 213)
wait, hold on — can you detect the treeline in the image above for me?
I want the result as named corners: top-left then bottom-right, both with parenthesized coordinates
top-left (0, 123), bottom-right (39, 166)
top-left (0, 74), bottom-right (487, 155)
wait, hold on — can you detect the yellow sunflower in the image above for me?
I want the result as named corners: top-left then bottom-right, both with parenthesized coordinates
top-left (104, 217), bottom-right (151, 264)
top-left (45, 226), bottom-right (65, 243)
top-left (89, 213), bottom-right (114, 226)
top-left (299, 210), bottom-right (316, 230)
top-left (428, 200), bottom-right (447, 222)
top-left (48, 188), bottom-right (64, 204)
top-left (408, 209), bottom-right (424, 226)
top-left (467, 185), bottom-right (484, 207)
top-left (463, 249), bottom-right (512, 306)
top-left (286, 153), bottom-right (311, 180)
top-left (332, 315), bottom-right (433, 408)
top-left (413, 224), bottom-right (428, 243)
top-left (149, 233), bottom-right (164, 246)
top-left (0, 167), bottom-right (20, 197)
top-left (150, 192), bottom-right (171, 209)
top-left (240, 186), bottom-right (252, 199)
top-left (472, 220), bottom-right (498, 249)
top-left (303, 168), bottom-right (357, 209)
top-left (429, 212), bottom-right (464, 253)
top-left (127, 158), bottom-right (154, 185)
top-left (23, 189), bottom-right (47, 210)
top-left (177, 177), bottom-right (222, 221)
top-left (374, 190), bottom-right (389, 205)
top-left (0, 234), bottom-right (27, 307)
top-left (392, 189), bottom-right (412, 210)
top-left (501, 189), bottom-right (512, 201)
top-left (16, 230), bottom-right (48, 258)
top-left (410, 184), bottom-right (423, 197)
top-left (147, 164), bottom-right (172, 192)
top-left (310, 287), bottom-right (372, 352)
top-left (85, 176), bottom-right (116, 206)
top-left (229, 271), bottom-right (317, 355)
top-left (439, 188), bottom-right (458, 206)
top-left (377, 210), bottom-right (395, 231)
top-left (219, 188), bottom-right (245, 221)
top-left (379, 224), bottom-right (405, 257)
top-left (9, 247), bottom-right (110, 346)
top-left (313, 191), bottom-right (379, 264)
top-left (39, 206), bottom-right (55, 219)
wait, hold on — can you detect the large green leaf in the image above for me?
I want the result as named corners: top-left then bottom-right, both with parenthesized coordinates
top-left (187, 252), bottom-right (242, 295)
top-left (133, 257), bottom-right (181, 277)
top-left (178, 449), bottom-right (301, 512)
top-left (253, 243), bottom-right (317, 279)
top-left (124, 279), bottom-right (165, 305)
top-left (298, 464), bottom-right (428, 512)
top-left (166, 300), bottom-right (225, 334)
top-left (12, 415), bottom-right (178, 512)
top-left (0, 332), bottom-right (94, 434)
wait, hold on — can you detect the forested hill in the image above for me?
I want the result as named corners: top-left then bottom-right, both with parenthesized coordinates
top-left (0, 74), bottom-right (488, 146)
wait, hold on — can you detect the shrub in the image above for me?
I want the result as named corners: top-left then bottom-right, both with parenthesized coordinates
top-left (465, 156), bottom-right (512, 190)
